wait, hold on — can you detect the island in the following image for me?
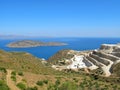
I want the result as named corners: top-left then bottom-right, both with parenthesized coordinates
top-left (7, 40), bottom-right (67, 48)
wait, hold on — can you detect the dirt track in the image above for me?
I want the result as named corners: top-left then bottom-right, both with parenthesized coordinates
top-left (6, 70), bottom-right (19, 90)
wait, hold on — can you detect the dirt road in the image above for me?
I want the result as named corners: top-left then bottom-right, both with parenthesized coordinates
top-left (6, 70), bottom-right (19, 90)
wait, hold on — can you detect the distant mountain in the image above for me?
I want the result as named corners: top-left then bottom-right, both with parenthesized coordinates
top-left (0, 34), bottom-right (56, 39)
top-left (0, 35), bottom-right (29, 39)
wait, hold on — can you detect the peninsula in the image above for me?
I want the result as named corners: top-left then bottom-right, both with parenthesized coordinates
top-left (7, 40), bottom-right (67, 48)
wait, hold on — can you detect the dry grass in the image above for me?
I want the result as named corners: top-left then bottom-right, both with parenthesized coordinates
top-left (0, 50), bottom-right (60, 75)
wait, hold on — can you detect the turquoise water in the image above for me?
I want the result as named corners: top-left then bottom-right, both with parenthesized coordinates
top-left (0, 38), bottom-right (120, 59)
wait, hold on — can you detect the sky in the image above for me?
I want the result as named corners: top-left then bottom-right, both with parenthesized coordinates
top-left (0, 0), bottom-right (120, 37)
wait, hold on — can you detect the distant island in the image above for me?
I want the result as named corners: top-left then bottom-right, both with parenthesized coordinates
top-left (7, 40), bottom-right (67, 48)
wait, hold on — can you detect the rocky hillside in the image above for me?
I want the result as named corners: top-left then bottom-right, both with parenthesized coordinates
top-left (48, 44), bottom-right (120, 77)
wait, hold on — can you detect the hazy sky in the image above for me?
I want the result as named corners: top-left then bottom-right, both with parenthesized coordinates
top-left (0, 0), bottom-right (120, 37)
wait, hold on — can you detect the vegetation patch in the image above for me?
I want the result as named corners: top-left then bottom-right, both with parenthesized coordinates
top-left (0, 67), bottom-right (7, 73)
top-left (36, 81), bottom-right (43, 86)
top-left (11, 71), bottom-right (16, 76)
top-left (11, 76), bottom-right (16, 82)
top-left (18, 72), bottom-right (24, 76)
top-left (17, 82), bottom-right (26, 90)
top-left (11, 71), bottom-right (16, 82)
top-left (0, 80), bottom-right (10, 90)
top-left (43, 80), bottom-right (48, 84)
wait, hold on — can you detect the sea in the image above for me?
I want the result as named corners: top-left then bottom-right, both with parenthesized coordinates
top-left (0, 37), bottom-right (120, 60)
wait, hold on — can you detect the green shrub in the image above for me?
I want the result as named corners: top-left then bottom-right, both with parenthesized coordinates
top-left (0, 80), bottom-right (10, 90)
top-left (43, 80), bottom-right (48, 84)
top-left (55, 79), bottom-right (60, 86)
top-left (11, 76), bottom-right (16, 82)
top-left (11, 71), bottom-right (16, 76)
top-left (18, 72), bottom-right (24, 76)
top-left (17, 82), bottom-right (26, 90)
top-left (0, 67), bottom-right (7, 73)
top-left (11, 71), bottom-right (17, 82)
top-left (36, 81), bottom-right (43, 86)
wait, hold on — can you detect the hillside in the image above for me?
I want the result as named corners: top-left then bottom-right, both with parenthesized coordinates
top-left (48, 49), bottom-right (74, 65)
top-left (0, 50), bottom-right (58, 75)
top-left (7, 40), bottom-right (67, 48)
top-left (0, 49), bottom-right (120, 90)
top-left (48, 44), bottom-right (120, 77)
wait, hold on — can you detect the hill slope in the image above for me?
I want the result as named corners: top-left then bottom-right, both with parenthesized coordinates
top-left (0, 49), bottom-right (120, 90)
top-left (0, 50), bottom-right (57, 75)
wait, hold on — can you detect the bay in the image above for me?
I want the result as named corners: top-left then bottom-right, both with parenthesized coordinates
top-left (0, 37), bottom-right (120, 59)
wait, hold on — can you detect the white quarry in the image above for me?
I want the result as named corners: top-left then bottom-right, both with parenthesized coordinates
top-left (67, 55), bottom-right (86, 69)
top-left (51, 43), bottom-right (120, 77)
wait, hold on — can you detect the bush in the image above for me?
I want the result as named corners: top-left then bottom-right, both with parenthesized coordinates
top-left (11, 71), bottom-right (16, 76)
top-left (43, 80), bottom-right (48, 84)
top-left (11, 76), bottom-right (16, 82)
top-left (0, 67), bottom-right (7, 73)
top-left (18, 72), bottom-right (24, 76)
top-left (0, 80), bottom-right (10, 90)
top-left (55, 79), bottom-right (60, 86)
top-left (17, 82), bottom-right (26, 90)
top-left (36, 81), bottom-right (43, 86)
top-left (11, 71), bottom-right (17, 82)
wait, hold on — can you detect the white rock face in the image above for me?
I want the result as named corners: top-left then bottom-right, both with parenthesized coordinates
top-left (67, 55), bottom-right (86, 69)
